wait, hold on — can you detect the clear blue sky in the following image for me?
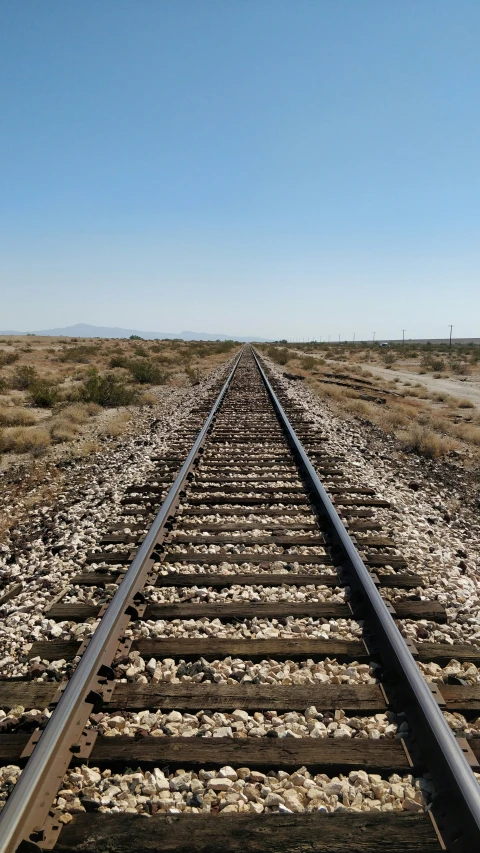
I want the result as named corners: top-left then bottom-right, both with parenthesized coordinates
top-left (1, 1), bottom-right (479, 340)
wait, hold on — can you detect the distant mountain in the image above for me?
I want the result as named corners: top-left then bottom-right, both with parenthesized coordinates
top-left (0, 323), bottom-right (271, 342)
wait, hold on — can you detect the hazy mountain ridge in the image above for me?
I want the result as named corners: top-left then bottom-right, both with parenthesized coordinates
top-left (0, 323), bottom-right (271, 342)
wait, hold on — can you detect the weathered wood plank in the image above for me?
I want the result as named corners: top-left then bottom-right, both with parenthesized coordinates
top-left (414, 642), bottom-right (480, 664)
top-left (333, 498), bottom-right (390, 507)
top-left (159, 552), bottom-right (407, 568)
top-left (185, 497), bottom-right (312, 506)
top-left (47, 600), bottom-right (446, 623)
top-left (190, 485), bottom-right (306, 494)
top-left (70, 571), bottom-right (423, 590)
top-left (161, 553), bottom-right (333, 565)
top-left (174, 522), bottom-right (320, 531)
top-left (55, 812), bottom-right (441, 853)
top-left (28, 638), bottom-right (369, 663)
top-left (107, 684), bottom-right (387, 712)
top-left (2, 680), bottom-right (476, 715)
top-left (72, 571), bottom-right (340, 587)
top-left (0, 683), bottom-right (387, 713)
top-left (0, 733), bottom-right (412, 772)
top-left (85, 552), bottom-right (407, 571)
top-left (0, 683), bottom-right (57, 710)
top-left (86, 552), bottom-right (132, 564)
top-left (27, 638), bottom-right (480, 667)
top-left (438, 684), bottom-right (480, 710)
top-left (181, 508), bottom-right (316, 516)
top-left (169, 535), bottom-right (328, 545)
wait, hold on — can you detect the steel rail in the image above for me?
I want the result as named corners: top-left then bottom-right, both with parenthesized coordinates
top-left (0, 350), bottom-right (244, 853)
top-left (252, 348), bottom-right (480, 853)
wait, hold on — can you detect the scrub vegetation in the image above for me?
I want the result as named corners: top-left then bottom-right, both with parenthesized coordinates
top-left (258, 340), bottom-right (480, 462)
top-left (0, 335), bottom-right (239, 459)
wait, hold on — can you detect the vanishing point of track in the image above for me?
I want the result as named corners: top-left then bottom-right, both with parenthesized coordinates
top-left (1, 346), bottom-right (480, 852)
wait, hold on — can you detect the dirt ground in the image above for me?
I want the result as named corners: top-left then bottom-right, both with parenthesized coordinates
top-left (256, 343), bottom-right (480, 467)
top-left (0, 335), bottom-right (239, 470)
top-left (362, 363), bottom-right (480, 408)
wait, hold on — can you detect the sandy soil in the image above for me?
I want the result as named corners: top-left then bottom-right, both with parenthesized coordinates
top-left (363, 364), bottom-right (480, 408)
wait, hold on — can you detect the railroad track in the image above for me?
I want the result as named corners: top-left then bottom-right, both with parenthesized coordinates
top-left (0, 346), bottom-right (480, 852)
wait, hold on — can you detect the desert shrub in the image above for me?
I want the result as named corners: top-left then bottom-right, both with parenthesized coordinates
top-left (0, 426), bottom-right (51, 455)
top-left (0, 406), bottom-right (36, 426)
top-left (11, 365), bottom-right (38, 390)
top-left (73, 440), bottom-right (101, 457)
top-left (212, 340), bottom-right (237, 354)
top-left (451, 424), bottom-right (480, 446)
top-left (457, 398), bottom-right (474, 409)
top-left (186, 366), bottom-right (201, 385)
top-left (404, 387), bottom-right (429, 399)
top-left (127, 359), bottom-right (167, 384)
top-left (140, 391), bottom-right (158, 405)
top-left (59, 345), bottom-right (98, 363)
top-left (400, 425), bottom-right (454, 459)
top-left (344, 398), bottom-right (372, 417)
top-left (0, 351), bottom-right (19, 366)
top-left (29, 381), bottom-right (59, 407)
top-left (58, 403), bottom-right (101, 423)
top-left (81, 369), bottom-right (138, 406)
top-left (450, 361), bottom-right (469, 375)
top-left (99, 412), bottom-right (131, 436)
top-left (421, 356), bottom-right (445, 372)
top-left (49, 420), bottom-right (80, 442)
top-left (267, 347), bottom-right (289, 365)
top-left (379, 408), bottom-right (409, 432)
top-left (300, 356), bottom-right (316, 371)
top-left (109, 355), bottom-right (128, 368)
top-left (318, 384), bottom-right (344, 400)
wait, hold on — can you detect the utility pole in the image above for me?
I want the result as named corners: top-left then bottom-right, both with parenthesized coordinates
top-left (353, 333), bottom-right (355, 344)
top-left (338, 334), bottom-right (340, 344)
top-left (328, 335), bottom-right (330, 343)
top-left (449, 325), bottom-right (453, 347)
top-left (372, 332), bottom-right (375, 344)
top-left (402, 329), bottom-right (405, 345)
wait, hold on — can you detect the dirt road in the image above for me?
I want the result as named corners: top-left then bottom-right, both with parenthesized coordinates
top-left (364, 364), bottom-right (480, 408)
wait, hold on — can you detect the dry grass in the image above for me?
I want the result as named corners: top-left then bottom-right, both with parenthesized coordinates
top-left (98, 412), bottom-right (132, 437)
top-left (398, 425), bottom-right (455, 459)
top-left (281, 345), bottom-right (480, 461)
top-left (451, 424), bottom-right (480, 446)
top-left (58, 402), bottom-right (101, 423)
top-left (344, 399), bottom-right (372, 417)
top-left (377, 408), bottom-right (410, 432)
top-left (0, 406), bottom-right (36, 426)
top-left (0, 426), bottom-right (51, 455)
top-left (317, 384), bottom-right (344, 400)
top-left (139, 391), bottom-right (158, 405)
top-left (72, 440), bottom-right (101, 457)
top-left (49, 420), bottom-right (80, 442)
top-left (0, 335), bottom-right (239, 461)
